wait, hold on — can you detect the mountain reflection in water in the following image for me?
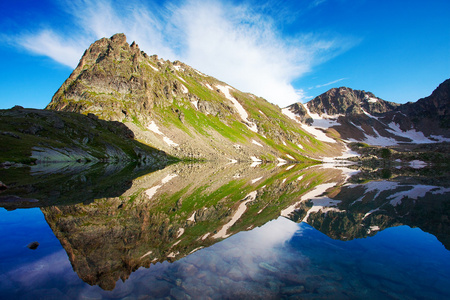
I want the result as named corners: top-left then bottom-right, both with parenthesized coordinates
top-left (0, 162), bottom-right (449, 299)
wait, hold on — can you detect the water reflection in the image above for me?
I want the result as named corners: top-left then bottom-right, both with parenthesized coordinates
top-left (0, 162), bottom-right (449, 298)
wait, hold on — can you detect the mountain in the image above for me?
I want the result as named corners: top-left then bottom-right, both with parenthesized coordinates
top-left (284, 82), bottom-right (450, 147)
top-left (46, 33), bottom-right (344, 161)
top-left (0, 106), bottom-right (171, 165)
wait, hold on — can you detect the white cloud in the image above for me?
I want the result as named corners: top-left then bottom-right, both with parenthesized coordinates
top-left (17, 30), bottom-right (87, 68)
top-left (10, 0), bottom-right (354, 107)
top-left (312, 77), bottom-right (348, 89)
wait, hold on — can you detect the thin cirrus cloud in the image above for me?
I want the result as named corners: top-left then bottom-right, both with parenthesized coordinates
top-left (12, 0), bottom-right (355, 106)
top-left (311, 78), bottom-right (348, 89)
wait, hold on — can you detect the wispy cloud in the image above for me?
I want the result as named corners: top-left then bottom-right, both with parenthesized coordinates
top-left (310, 0), bottom-right (327, 8)
top-left (8, 0), bottom-right (356, 106)
top-left (312, 77), bottom-right (348, 89)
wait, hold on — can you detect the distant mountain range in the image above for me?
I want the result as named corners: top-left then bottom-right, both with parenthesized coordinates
top-left (284, 80), bottom-right (450, 147)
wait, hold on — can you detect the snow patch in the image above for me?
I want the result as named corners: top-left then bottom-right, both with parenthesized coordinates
top-left (216, 85), bottom-right (258, 132)
top-left (282, 107), bottom-right (301, 123)
top-left (177, 228), bottom-right (185, 238)
top-left (286, 154), bottom-right (295, 160)
top-left (286, 165), bottom-right (295, 170)
top-left (188, 212), bottom-right (196, 222)
top-left (369, 226), bottom-right (380, 232)
top-left (321, 144), bottom-right (359, 163)
top-left (180, 83), bottom-right (188, 94)
top-left (149, 64), bottom-right (159, 72)
top-left (147, 121), bottom-right (164, 135)
top-left (251, 177), bottom-right (263, 184)
top-left (300, 124), bottom-right (337, 143)
top-left (145, 186), bottom-right (161, 200)
top-left (365, 95), bottom-right (378, 103)
top-left (140, 250), bottom-right (153, 259)
top-left (195, 69), bottom-right (206, 76)
top-left (148, 121), bottom-right (179, 147)
top-left (252, 140), bottom-right (263, 147)
top-left (251, 156), bottom-right (261, 162)
top-left (205, 83), bottom-right (213, 90)
top-left (191, 100), bottom-right (199, 110)
top-left (176, 75), bottom-right (187, 84)
top-left (282, 107), bottom-right (336, 143)
top-left (163, 136), bottom-right (178, 147)
top-left (386, 122), bottom-right (434, 143)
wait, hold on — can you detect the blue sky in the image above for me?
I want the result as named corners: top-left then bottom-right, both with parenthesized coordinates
top-left (1, 0), bottom-right (449, 109)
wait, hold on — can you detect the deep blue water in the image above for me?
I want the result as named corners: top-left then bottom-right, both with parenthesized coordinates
top-left (1, 208), bottom-right (449, 299)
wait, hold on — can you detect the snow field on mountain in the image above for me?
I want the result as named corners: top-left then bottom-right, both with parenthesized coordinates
top-left (282, 107), bottom-right (336, 143)
top-left (147, 121), bottom-right (179, 147)
top-left (216, 85), bottom-right (258, 133)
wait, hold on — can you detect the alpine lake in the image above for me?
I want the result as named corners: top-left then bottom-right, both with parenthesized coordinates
top-left (1, 160), bottom-right (449, 299)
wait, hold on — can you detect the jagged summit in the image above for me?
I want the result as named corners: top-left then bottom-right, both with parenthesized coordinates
top-left (307, 86), bottom-right (400, 116)
top-left (399, 78), bottom-right (450, 126)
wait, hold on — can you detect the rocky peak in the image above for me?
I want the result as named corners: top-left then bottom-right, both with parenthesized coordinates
top-left (307, 86), bottom-right (399, 116)
top-left (396, 78), bottom-right (450, 129)
top-left (46, 33), bottom-right (175, 122)
top-left (399, 78), bottom-right (450, 118)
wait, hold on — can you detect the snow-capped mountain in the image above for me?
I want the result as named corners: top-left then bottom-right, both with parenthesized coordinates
top-left (284, 82), bottom-right (450, 147)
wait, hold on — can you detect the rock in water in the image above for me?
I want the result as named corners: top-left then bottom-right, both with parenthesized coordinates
top-left (27, 241), bottom-right (40, 250)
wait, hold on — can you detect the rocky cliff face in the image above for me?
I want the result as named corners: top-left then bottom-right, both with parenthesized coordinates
top-left (284, 81), bottom-right (450, 146)
top-left (46, 33), bottom-right (344, 161)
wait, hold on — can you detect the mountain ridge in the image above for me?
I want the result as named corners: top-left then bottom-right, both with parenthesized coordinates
top-left (285, 79), bottom-right (450, 147)
top-left (46, 33), bottom-right (344, 161)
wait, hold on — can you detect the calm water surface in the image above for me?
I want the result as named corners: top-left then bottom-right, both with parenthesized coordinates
top-left (0, 162), bottom-right (449, 299)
